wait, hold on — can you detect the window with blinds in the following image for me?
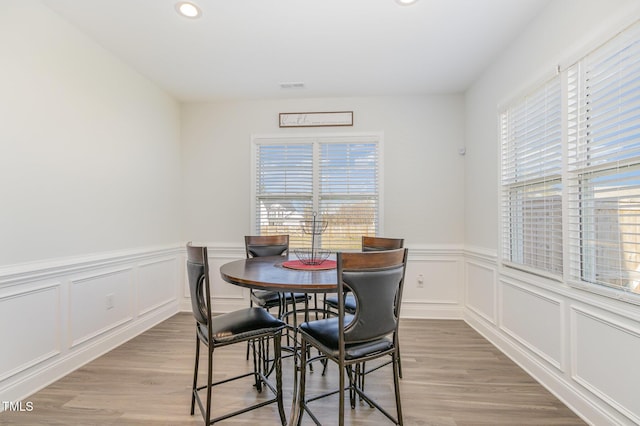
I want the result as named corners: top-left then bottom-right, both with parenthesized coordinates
top-left (253, 135), bottom-right (380, 250)
top-left (567, 21), bottom-right (640, 295)
top-left (500, 76), bottom-right (563, 276)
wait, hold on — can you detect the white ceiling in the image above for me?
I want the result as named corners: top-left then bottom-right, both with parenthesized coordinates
top-left (42, 0), bottom-right (550, 102)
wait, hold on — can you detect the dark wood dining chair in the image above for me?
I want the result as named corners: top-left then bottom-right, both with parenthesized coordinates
top-left (322, 236), bottom-right (406, 381)
top-left (244, 235), bottom-right (310, 360)
top-left (297, 248), bottom-right (408, 425)
top-left (186, 242), bottom-right (287, 425)
top-left (324, 236), bottom-right (405, 314)
top-left (245, 235), bottom-right (309, 318)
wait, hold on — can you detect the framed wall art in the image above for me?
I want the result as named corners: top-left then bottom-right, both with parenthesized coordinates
top-left (279, 111), bottom-right (353, 128)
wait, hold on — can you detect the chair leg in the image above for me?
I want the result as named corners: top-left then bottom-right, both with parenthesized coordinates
top-left (246, 298), bottom-right (254, 360)
top-left (190, 336), bottom-right (200, 415)
top-left (251, 338), bottom-right (262, 392)
top-left (397, 333), bottom-right (403, 379)
top-left (206, 344), bottom-right (214, 426)
top-left (296, 339), bottom-right (308, 426)
top-left (392, 351), bottom-right (404, 426)
top-left (339, 358), bottom-right (345, 426)
top-left (274, 332), bottom-right (287, 425)
top-left (347, 365), bottom-right (356, 409)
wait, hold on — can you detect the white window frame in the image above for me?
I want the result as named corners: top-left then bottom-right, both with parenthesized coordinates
top-left (499, 74), bottom-right (564, 280)
top-left (499, 19), bottom-right (640, 304)
top-left (251, 132), bottom-right (384, 250)
top-left (566, 20), bottom-right (640, 302)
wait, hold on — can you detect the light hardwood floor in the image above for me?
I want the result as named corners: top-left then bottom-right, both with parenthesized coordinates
top-left (0, 313), bottom-right (585, 425)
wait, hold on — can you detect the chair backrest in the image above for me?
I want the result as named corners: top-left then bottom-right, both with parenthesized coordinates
top-left (245, 235), bottom-right (289, 258)
top-left (186, 242), bottom-right (211, 328)
top-left (337, 248), bottom-right (408, 344)
top-left (361, 236), bottom-right (404, 252)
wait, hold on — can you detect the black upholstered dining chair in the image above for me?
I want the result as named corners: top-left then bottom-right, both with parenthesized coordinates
top-left (323, 237), bottom-right (405, 378)
top-left (245, 235), bottom-right (309, 317)
top-left (244, 235), bottom-right (309, 359)
top-left (324, 236), bottom-right (405, 314)
top-left (297, 248), bottom-right (408, 425)
top-left (186, 242), bottom-right (287, 425)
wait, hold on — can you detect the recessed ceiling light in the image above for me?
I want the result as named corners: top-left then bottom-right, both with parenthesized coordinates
top-left (176, 2), bottom-right (201, 18)
top-left (395, 0), bottom-right (418, 5)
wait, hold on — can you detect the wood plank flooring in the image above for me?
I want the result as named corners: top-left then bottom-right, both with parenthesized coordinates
top-left (0, 313), bottom-right (586, 425)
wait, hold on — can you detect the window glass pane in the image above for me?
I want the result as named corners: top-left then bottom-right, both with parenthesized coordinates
top-left (572, 165), bottom-right (640, 293)
top-left (505, 180), bottom-right (563, 273)
top-left (254, 137), bottom-right (380, 251)
top-left (320, 143), bottom-right (378, 250)
top-left (255, 143), bottom-right (313, 247)
top-left (500, 76), bottom-right (563, 276)
top-left (567, 21), bottom-right (640, 297)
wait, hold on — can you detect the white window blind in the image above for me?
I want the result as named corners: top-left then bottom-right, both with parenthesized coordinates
top-left (500, 76), bottom-right (563, 275)
top-left (254, 142), bottom-right (313, 248)
top-left (319, 142), bottom-right (379, 250)
top-left (254, 135), bottom-right (380, 250)
top-left (567, 21), bottom-right (640, 295)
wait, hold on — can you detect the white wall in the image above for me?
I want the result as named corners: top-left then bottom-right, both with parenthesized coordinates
top-left (464, 1), bottom-right (640, 424)
top-left (180, 96), bottom-right (468, 316)
top-left (181, 95), bottom-right (465, 246)
top-left (0, 1), bottom-right (182, 405)
top-left (0, 0), bottom-right (182, 265)
top-left (4, 0), bottom-right (639, 423)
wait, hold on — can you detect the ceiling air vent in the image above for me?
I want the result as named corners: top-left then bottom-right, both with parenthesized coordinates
top-left (279, 82), bottom-right (305, 89)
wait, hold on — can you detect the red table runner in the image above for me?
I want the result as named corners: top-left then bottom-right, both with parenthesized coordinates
top-left (282, 259), bottom-right (337, 270)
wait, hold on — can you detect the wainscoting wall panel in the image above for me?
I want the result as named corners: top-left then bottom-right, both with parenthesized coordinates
top-left (465, 256), bottom-right (497, 324)
top-left (6, 243), bottom-right (638, 424)
top-left (137, 258), bottom-right (179, 316)
top-left (0, 245), bottom-right (181, 406)
top-left (571, 306), bottom-right (640, 424)
top-left (500, 279), bottom-right (564, 370)
top-left (184, 245), bottom-right (467, 319)
top-left (464, 247), bottom-right (640, 426)
top-left (402, 253), bottom-right (464, 318)
top-left (69, 267), bottom-right (134, 348)
top-left (0, 282), bottom-right (60, 383)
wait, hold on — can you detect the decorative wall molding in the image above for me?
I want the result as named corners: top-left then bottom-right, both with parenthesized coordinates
top-left (0, 282), bottom-right (61, 382)
top-left (195, 244), bottom-right (467, 319)
top-left (137, 257), bottom-right (180, 316)
top-left (6, 243), bottom-right (638, 425)
top-left (463, 245), bottom-right (498, 262)
top-left (499, 278), bottom-right (564, 371)
top-left (464, 258), bottom-right (497, 325)
top-left (69, 267), bottom-right (134, 348)
top-left (0, 245), bottom-right (180, 288)
top-left (0, 245), bottom-right (181, 406)
top-left (570, 305), bottom-right (640, 425)
top-left (464, 245), bottom-right (640, 426)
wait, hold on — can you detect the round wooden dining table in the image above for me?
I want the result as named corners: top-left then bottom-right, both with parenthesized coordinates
top-left (219, 254), bottom-right (338, 425)
top-left (219, 254), bottom-right (338, 294)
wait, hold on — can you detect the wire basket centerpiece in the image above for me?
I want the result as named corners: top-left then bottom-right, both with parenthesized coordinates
top-left (294, 212), bottom-right (331, 265)
top-left (293, 247), bottom-right (331, 265)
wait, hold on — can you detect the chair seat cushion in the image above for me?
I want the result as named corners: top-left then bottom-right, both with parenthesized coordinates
top-left (324, 294), bottom-right (356, 313)
top-left (251, 290), bottom-right (309, 309)
top-left (300, 316), bottom-right (393, 359)
top-left (198, 307), bottom-right (285, 345)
